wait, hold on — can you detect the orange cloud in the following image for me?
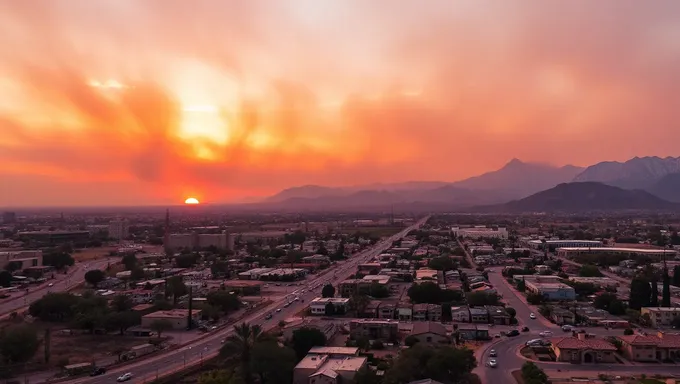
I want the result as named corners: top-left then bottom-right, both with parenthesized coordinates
top-left (2, 1), bottom-right (680, 206)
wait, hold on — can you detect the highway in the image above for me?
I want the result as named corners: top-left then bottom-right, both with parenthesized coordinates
top-left (0, 258), bottom-right (111, 317)
top-left (70, 216), bottom-right (430, 384)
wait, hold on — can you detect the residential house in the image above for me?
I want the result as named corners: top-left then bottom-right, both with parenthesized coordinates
top-left (618, 332), bottom-right (680, 362)
top-left (450, 306), bottom-right (471, 323)
top-left (469, 307), bottom-right (489, 323)
top-left (293, 348), bottom-right (367, 384)
top-left (141, 309), bottom-right (202, 330)
top-left (349, 319), bottom-right (398, 342)
top-left (397, 303), bottom-right (413, 321)
top-left (456, 325), bottom-right (490, 341)
top-left (485, 306), bottom-right (510, 325)
top-left (525, 281), bottom-right (576, 301)
top-left (550, 307), bottom-right (576, 325)
top-left (550, 334), bottom-right (617, 363)
top-left (378, 302), bottom-right (396, 320)
top-left (641, 307), bottom-right (680, 327)
top-left (410, 321), bottom-right (449, 344)
top-left (361, 301), bottom-right (381, 319)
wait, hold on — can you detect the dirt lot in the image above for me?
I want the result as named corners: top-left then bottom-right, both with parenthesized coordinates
top-left (72, 247), bottom-right (115, 262)
top-left (49, 332), bottom-right (150, 366)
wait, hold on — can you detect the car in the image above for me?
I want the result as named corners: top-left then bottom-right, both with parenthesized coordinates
top-left (117, 373), bottom-right (133, 382)
top-left (521, 326), bottom-right (530, 332)
top-left (294, 297), bottom-right (300, 301)
top-left (529, 313), bottom-right (536, 319)
top-left (562, 325), bottom-right (574, 332)
top-left (90, 367), bottom-right (106, 376)
top-left (506, 330), bottom-right (520, 337)
top-left (489, 349), bottom-right (497, 357)
top-left (283, 302), bottom-right (291, 308)
top-left (265, 313), bottom-right (273, 320)
top-left (539, 331), bottom-right (553, 337)
top-left (487, 359), bottom-right (497, 368)
top-left (48, 283), bottom-right (54, 287)
top-left (276, 308), bottom-right (282, 312)
top-left (527, 339), bottom-right (550, 347)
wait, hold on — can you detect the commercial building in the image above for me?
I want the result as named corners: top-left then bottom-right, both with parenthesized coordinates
top-left (238, 231), bottom-right (289, 242)
top-left (309, 298), bottom-right (350, 315)
top-left (451, 226), bottom-right (507, 239)
top-left (293, 347), bottom-right (366, 384)
top-left (349, 319), bottom-right (398, 341)
top-left (641, 307), bottom-right (680, 327)
top-left (167, 232), bottom-right (234, 251)
top-left (0, 250), bottom-right (43, 269)
top-left (17, 230), bottom-right (90, 245)
top-left (525, 281), bottom-right (576, 301)
top-left (557, 247), bottom-right (677, 259)
top-left (528, 239), bottom-right (603, 250)
top-left (141, 309), bottom-right (202, 330)
top-left (568, 276), bottom-right (619, 289)
top-left (108, 219), bottom-right (130, 240)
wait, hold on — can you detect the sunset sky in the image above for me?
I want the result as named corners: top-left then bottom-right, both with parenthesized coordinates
top-left (2, 1), bottom-right (680, 206)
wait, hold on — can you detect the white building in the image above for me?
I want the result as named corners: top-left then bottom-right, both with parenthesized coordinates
top-left (293, 347), bottom-right (366, 384)
top-left (0, 250), bottom-right (43, 269)
top-left (309, 298), bottom-right (350, 315)
top-left (557, 247), bottom-right (677, 259)
top-left (528, 239), bottom-right (603, 250)
top-left (197, 232), bottom-right (234, 251)
top-left (451, 226), bottom-right (508, 239)
top-left (108, 219), bottom-right (130, 240)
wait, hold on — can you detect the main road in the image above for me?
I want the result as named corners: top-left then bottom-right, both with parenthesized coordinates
top-left (0, 258), bottom-right (111, 317)
top-left (69, 216), bottom-right (430, 384)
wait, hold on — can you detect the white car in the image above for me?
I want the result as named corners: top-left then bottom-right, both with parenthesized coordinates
top-left (489, 349), bottom-right (497, 357)
top-left (117, 373), bottom-right (133, 382)
top-left (487, 359), bottom-right (497, 368)
top-left (529, 313), bottom-right (536, 319)
top-left (539, 331), bottom-right (553, 337)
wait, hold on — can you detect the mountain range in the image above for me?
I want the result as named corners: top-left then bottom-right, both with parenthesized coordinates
top-left (257, 155), bottom-right (680, 212)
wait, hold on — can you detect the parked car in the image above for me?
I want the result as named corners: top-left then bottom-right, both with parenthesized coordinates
top-left (521, 326), bottom-right (530, 332)
top-left (90, 367), bottom-right (106, 376)
top-left (562, 325), bottom-right (574, 332)
top-left (265, 313), bottom-right (273, 320)
top-left (539, 331), bottom-right (553, 337)
top-left (117, 373), bottom-right (133, 382)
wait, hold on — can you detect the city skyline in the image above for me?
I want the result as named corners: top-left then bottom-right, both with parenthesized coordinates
top-left (2, 1), bottom-right (680, 206)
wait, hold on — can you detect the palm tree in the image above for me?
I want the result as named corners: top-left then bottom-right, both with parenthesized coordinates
top-left (220, 322), bottom-right (265, 384)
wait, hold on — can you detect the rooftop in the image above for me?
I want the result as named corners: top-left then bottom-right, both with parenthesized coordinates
top-left (308, 346), bottom-right (359, 356)
top-left (550, 337), bottom-right (616, 351)
top-left (142, 309), bottom-right (201, 319)
top-left (412, 321), bottom-right (447, 336)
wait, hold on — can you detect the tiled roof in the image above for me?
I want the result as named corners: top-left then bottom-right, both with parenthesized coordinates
top-left (618, 335), bottom-right (661, 346)
top-left (550, 337), bottom-right (617, 351)
top-left (659, 333), bottom-right (680, 348)
top-left (412, 321), bottom-right (447, 336)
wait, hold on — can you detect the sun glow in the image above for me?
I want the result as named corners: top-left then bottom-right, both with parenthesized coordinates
top-left (184, 197), bottom-right (200, 205)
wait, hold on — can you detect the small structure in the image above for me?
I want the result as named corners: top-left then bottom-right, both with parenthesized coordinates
top-left (410, 321), bottom-right (449, 344)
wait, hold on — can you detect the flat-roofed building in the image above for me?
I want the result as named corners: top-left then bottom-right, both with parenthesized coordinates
top-left (349, 319), bottom-right (398, 341)
top-left (451, 226), bottom-right (507, 239)
top-left (528, 239), bottom-right (603, 250)
top-left (0, 250), bottom-right (42, 269)
top-left (141, 309), bottom-right (202, 330)
top-left (642, 307), bottom-right (680, 327)
top-left (525, 281), bottom-right (576, 301)
top-left (293, 351), bottom-right (366, 384)
top-left (557, 247), bottom-right (677, 259)
top-left (309, 298), bottom-right (350, 315)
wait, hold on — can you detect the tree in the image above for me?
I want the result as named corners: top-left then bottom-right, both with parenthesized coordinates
top-left (383, 344), bottom-right (476, 384)
top-left (42, 252), bottom-right (75, 270)
top-left (521, 362), bottom-right (548, 384)
top-left (579, 264), bottom-right (603, 277)
top-left (369, 283), bottom-right (389, 298)
top-left (150, 319), bottom-right (173, 338)
top-left (207, 291), bottom-right (240, 313)
top-left (428, 256), bottom-right (456, 271)
top-left (0, 325), bottom-right (39, 364)
top-left (465, 292), bottom-right (500, 307)
top-left (650, 280), bottom-right (659, 307)
top-left (121, 253), bottom-right (138, 271)
top-left (211, 261), bottom-right (229, 278)
top-left (629, 278), bottom-right (652, 310)
top-left (516, 278), bottom-right (526, 292)
top-left (201, 304), bottom-right (221, 322)
top-left (321, 284), bottom-right (335, 298)
top-left (4, 261), bottom-right (22, 273)
top-left (220, 323), bottom-right (266, 384)
top-left (84, 269), bottom-right (105, 288)
top-left (663, 268), bottom-right (672, 307)
top-left (506, 307), bottom-right (517, 320)
top-left (623, 328), bottom-right (634, 335)
top-left (404, 335), bottom-right (419, 347)
top-left (198, 369), bottom-right (241, 384)
top-left (176, 254), bottom-right (199, 268)
top-left (350, 294), bottom-right (370, 315)
top-left (166, 276), bottom-right (187, 305)
top-left (324, 302), bottom-right (336, 316)
top-left (29, 292), bottom-right (80, 322)
top-left (105, 311), bottom-right (141, 335)
top-left (291, 327), bottom-right (327, 360)
top-left (250, 342), bottom-right (296, 384)
top-left (673, 265), bottom-right (680, 287)
top-left (0, 271), bottom-right (12, 288)
top-left (354, 366), bottom-right (380, 384)
top-left (526, 293), bottom-right (545, 305)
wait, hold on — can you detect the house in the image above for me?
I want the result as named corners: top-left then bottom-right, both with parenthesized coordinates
top-left (410, 321), bottom-right (449, 344)
top-left (550, 307), bottom-right (576, 325)
top-left (618, 332), bottom-right (680, 362)
top-left (282, 320), bottom-right (337, 342)
top-left (141, 309), bottom-right (202, 330)
top-left (450, 306), bottom-right (471, 323)
top-left (535, 265), bottom-right (550, 274)
top-left (575, 307), bottom-right (628, 327)
top-left (485, 306), bottom-right (510, 325)
top-left (525, 281), bottom-right (576, 301)
top-left (309, 298), bottom-right (350, 316)
top-left (397, 303), bottom-right (413, 321)
top-left (469, 307), bottom-right (489, 323)
top-left (641, 307), bottom-right (680, 327)
top-left (550, 334), bottom-right (617, 363)
top-left (456, 325), bottom-right (490, 341)
top-left (293, 349), bottom-right (367, 384)
top-left (361, 300), bottom-right (381, 318)
top-left (349, 319), bottom-right (398, 342)
top-left (378, 302), bottom-right (396, 320)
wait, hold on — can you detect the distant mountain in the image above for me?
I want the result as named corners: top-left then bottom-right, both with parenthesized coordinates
top-left (484, 182), bottom-right (677, 212)
top-left (648, 172), bottom-right (680, 203)
top-left (573, 156), bottom-right (680, 189)
top-left (450, 159), bottom-right (584, 197)
top-left (266, 185), bottom-right (347, 202)
top-left (265, 181), bottom-right (451, 202)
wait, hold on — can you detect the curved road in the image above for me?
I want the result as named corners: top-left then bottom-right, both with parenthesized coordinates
top-left (69, 217), bottom-right (430, 384)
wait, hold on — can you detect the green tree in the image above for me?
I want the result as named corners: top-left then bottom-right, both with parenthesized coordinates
top-left (149, 319), bottom-right (173, 338)
top-left (176, 254), bottom-right (199, 268)
top-left (291, 327), bottom-right (327, 360)
top-left (350, 294), bottom-right (370, 315)
top-left (84, 269), bottom-right (105, 288)
top-left (220, 323), bottom-right (266, 384)
top-left (121, 253), bottom-right (138, 270)
top-left (42, 252), bottom-right (75, 270)
top-left (250, 342), bottom-right (296, 384)
top-left (29, 292), bottom-right (80, 322)
top-left (130, 267), bottom-right (146, 281)
top-left (198, 369), bottom-right (242, 384)
top-left (663, 268), bottom-right (672, 307)
top-left (211, 261), bottom-right (230, 278)
top-left (0, 324), bottom-right (39, 364)
top-left (207, 290), bottom-right (240, 313)
top-left (428, 256), bottom-right (456, 271)
top-left (579, 264), bottom-right (603, 277)
top-left (526, 293), bottom-right (545, 305)
top-left (629, 278), bottom-right (651, 310)
top-left (111, 294), bottom-right (133, 312)
top-left (383, 344), bottom-right (476, 384)
top-left (465, 291), bottom-right (500, 307)
top-left (673, 265), bottom-right (680, 287)
top-left (166, 276), bottom-right (187, 305)
top-left (521, 362), bottom-right (548, 384)
top-left (506, 307), bottom-right (517, 320)
top-left (369, 283), bottom-right (389, 298)
top-left (0, 271), bottom-right (12, 288)
top-left (354, 366), bottom-right (381, 384)
top-left (516, 278), bottom-right (526, 292)
top-left (105, 311), bottom-right (141, 335)
top-left (324, 302), bottom-right (336, 316)
top-left (321, 284), bottom-right (335, 298)
top-left (650, 280), bottom-right (659, 307)
top-left (201, 304), bottom-right (221, 322)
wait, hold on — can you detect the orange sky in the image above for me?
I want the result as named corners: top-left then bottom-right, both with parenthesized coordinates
top-left (2, 1), bottom-right (680, 206)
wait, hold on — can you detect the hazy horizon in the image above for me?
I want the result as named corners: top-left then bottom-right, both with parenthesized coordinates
top-left (3, 1), bottom-right (680, 206)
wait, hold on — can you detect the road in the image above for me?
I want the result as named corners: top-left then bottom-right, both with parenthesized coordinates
top-left (0, 258), bottom-right (111, 316)
top-left (69, 217), bottom-right (430, 384)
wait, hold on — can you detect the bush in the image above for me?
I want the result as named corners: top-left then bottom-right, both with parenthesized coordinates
top-left (624, 328), bottom-right (634, 335)
top-left (372, 340), bottom-right (385, 350)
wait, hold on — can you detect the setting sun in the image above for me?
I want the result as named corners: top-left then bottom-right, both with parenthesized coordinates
top-left (184, 197), bottom-right (200, 205)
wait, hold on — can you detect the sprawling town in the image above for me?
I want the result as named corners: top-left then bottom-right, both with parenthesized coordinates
top-left (1, 210), bottom-right (680, 384)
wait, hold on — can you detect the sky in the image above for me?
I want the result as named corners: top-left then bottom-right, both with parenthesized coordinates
top-left (2, 0), bottom-right (680, 206)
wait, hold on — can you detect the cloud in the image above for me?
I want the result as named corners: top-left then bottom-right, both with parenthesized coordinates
top-left (2, 0), bottom-right (680, 205)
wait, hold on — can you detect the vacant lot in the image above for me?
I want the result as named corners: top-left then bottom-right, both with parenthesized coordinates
top-left (72, 247), bottom-right (115, 262)
top-left (50, 333), bottom-right (149, 366)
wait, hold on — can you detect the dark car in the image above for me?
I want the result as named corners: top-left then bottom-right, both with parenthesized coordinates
top-left (90, 367), bottom-right (106, 376)
top-left (506, 330), bottom-right (520, 337)
top-left (521, 326), bottom-right (530, 332)
top-left (264, 313), bottom-right (273, 320)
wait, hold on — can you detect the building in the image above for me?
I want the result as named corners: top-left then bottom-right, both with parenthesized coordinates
top-left (550, 307), bottom-right (576, 325)
top-left (141, 309), bottom-right (202, 330)
top-left (450, 306), bottom-right (471, 323)
top-left (550, 334), bottom-right (617, 364)
top-left (528, 239), bottom-right (603, 250)
top-left (301, 255), bottom-right (331, 265)
top-left (641, 307), bottom-right (680, 327)
top-left (456, 325), bottom-right (490, 341)
top-left (568, 277), bottom-right (619, 289)
top-left (2, 212), bottom-right (16, 224)
top-left (485, 306), bottom-right (511, 325)
top-left (349, 319), bottom-right (398, 342)
top-left (309, 298), bottom-right (350, 315)
top-left (469, 307), bottom-right (489, 323)
top-left (410, 321), bottom-right (449, 344)
top-left (167, 234), bottom-right (195, 250)
top-left (168, 232), bottom-right (234, 251)
top-left (16, 230), bottom-right (90, 245)
top-left (618, 332), bottom-right (680, 362)
top-left (524, 281), bottom-right (576, 301)
top-left (413, 304), bottom-right (442, 322)
top-left (0, 250), bottom-right (43, 269)
top-left (282, 320), bottom-right (337, 342)
top-left (108, 219), bottom-right (130, 240)
top-left (451, 226), bottom-right (508, 239)
top-left (557, 247), bottom-right (677, 259)
top-left (293, 348), bottom-right (366, 384)
top-left (238, 231), bottom-right (289, 242)
top-left (575, 307), bottom-right (628, 328)
top-left (222, 281), bottom-right (262, 295)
